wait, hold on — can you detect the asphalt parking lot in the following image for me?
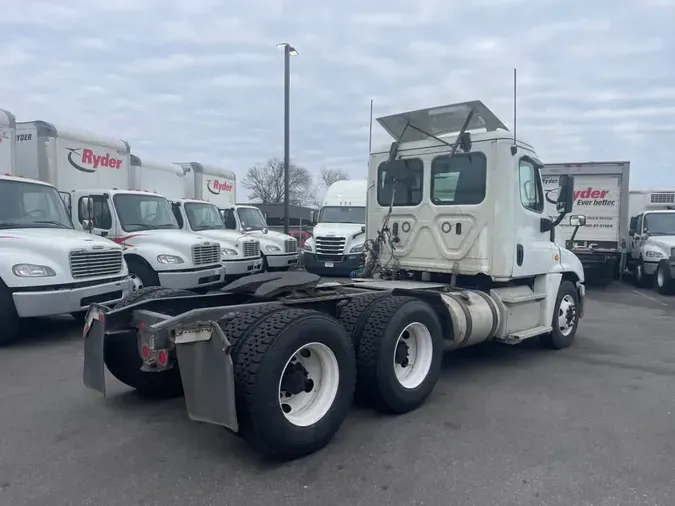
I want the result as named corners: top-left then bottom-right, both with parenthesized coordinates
top-left (1, 280), bottom-right (674, 506)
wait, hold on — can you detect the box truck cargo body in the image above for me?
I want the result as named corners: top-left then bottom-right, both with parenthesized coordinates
top-left (14, 121), bottom-right (225, 292)
top-left (541, 162), bottom-right (630, 282)
top-left (626, 188), bottom-right (675, 292)
top-left (0, 108), bottom-right (16, 174)
top-left (178, 161), bottom-right (299, 271)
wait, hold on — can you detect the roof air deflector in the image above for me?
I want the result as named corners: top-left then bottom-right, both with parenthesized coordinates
top-left (376, 100), bottom-right (509, 142)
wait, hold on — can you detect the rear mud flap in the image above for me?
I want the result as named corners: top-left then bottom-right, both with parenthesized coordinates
top-left (83, 317), bottom-right (107, 395)
top-left (175, 322), bottom-right (239, 432)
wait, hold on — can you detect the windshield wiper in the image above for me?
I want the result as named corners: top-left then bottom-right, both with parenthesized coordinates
top-left (33, 220), bottom-right (71, 229)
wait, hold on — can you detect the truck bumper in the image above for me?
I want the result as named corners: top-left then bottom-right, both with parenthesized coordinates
top-left (158, 266), bottom-right (224, 289)
top-left (12, 276), bottom-right (133, 318)
top-left (223, 257), bottom-right (263, 278)
top-left (266, 253), bottom-right (298, 269)
top-left (303, 252), bottom-right (362, 276)
top-left (82, 307), bottom-right (238, 432)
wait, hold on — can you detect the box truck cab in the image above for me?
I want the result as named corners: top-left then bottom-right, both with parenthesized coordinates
top-left (627, 189), bottom-right (675, 293)
top-left (0, 174), bottom-right (132, 346)
top-left (177, 161), bottom-right (299, 271)
top-left (303, 179), bottom-right (367, 276)
top-left (14, 121), bottom-right (224, 292)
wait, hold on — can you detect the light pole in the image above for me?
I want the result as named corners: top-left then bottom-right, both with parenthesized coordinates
top-left (276, 42), bottom-right (298, 235)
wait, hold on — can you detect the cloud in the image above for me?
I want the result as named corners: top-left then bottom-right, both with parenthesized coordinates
top-left (1, 0), bottom-right (674, 201)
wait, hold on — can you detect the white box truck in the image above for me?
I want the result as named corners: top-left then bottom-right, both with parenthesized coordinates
top-left (128, 156), bottom-right (264, 280)
top-left (84, 101), bottom-right (586, 461)
top-left (14, 121), bottom-right (225, 292)
top-left (626, 188), bottom-right (675, 293)
top-left (541, 162), bottom-right (630, 284)
top-left (1, 112), bottom-right (132, 346)
top-left (177, 162), bottom-right (299, 271)
top-left (303, 179), bottom-right (367, 276)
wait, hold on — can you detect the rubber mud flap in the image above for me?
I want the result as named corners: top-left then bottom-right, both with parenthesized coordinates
top-left (83, 318), bottom-right (107, 395)
top-left (175, 322), bottom-right (238, 432)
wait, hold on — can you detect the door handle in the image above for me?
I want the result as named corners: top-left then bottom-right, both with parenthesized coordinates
top-left (516, 244), bottom-right (524, 266)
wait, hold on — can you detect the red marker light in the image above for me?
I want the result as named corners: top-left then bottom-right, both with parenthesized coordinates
top-left (157, 350), bottom-right (169, 367)
top-left (141, 344), bottom-right (151, 359)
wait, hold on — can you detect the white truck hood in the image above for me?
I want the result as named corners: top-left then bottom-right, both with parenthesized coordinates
top-left (245, 229), bottom-right (296, 254)
top-left (646, 235), bottom-right (675, 249)
top-left (119, 229), bottom-right (219, 264)
top-left (192, 228), bottom-right (254, 247)
top-left (0, 228), bottom-right (126, 288)
top-left (313, 222), bottom-right (364, 238)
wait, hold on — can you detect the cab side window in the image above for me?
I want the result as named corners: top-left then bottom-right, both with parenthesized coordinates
top-left (78, 195), bottom-right (112, 229)
top-left (518, 159), bottom-right (544, 213)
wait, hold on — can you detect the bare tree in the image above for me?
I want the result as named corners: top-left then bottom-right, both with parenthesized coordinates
top-left (318, 167), bottom-right (349, 190)
top-left (242, 157), bottom-right (314, 206)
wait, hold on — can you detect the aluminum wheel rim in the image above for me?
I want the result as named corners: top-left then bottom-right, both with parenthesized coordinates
top-left (558, 294), bottom-right (577, 336)
top-left (278, 342), bottom-right (339, 427)
top-left (130, 275), bottom-right (143, 291)
top-left (392, 322), bottom-right (434, 389)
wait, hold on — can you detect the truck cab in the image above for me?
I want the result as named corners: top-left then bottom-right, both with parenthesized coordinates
top-left (627, 189), bottom-right (675, 293)
top-left (70, 189), bottom-right (224, 291)
top-left (364, 101), bottom-right (584, 340)
top-left (221, 205), bottom-right (299, 271)
top-left (171, 198), bottom-right (263, 279)
top-left (303, 179), bottom-right (367, 276)
top-left (0, 175), bottom-right (132, 345)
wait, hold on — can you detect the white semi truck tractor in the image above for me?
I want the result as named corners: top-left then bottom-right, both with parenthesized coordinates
top-left (303, 179), bottom-right (367, 277)
top-left (82, 100), bottom-right (585, 461)
top-left (129, 155), bottom-right (263, 281)
top-left (176, 162), bottom-right (299, 271)
top-left (14, 121), bottom-right (225, 292)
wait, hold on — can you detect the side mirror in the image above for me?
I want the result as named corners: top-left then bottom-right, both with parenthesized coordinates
top-left (628, 229), bottom-right (635, 237)
top-left (81, 196), bottom-right (93, 220)
top-left (569, 214), bottom-right (586, 227)
top-left (556, 174), bottom-right (574, 214)
top-left (82, 219), bottom-right (94, 231)
top-left (360, 225), bottom-right (366, 233)
top-left (263, 212), bottom-right (268, 221)
top-left (310, 210), bottom-right (316, 224)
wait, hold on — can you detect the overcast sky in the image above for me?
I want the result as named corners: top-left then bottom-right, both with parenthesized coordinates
top-left (2, 0), bottom-right (673, 199)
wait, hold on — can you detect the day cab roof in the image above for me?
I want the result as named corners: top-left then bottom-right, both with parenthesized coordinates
top-left (0, 108), bottom-right (16, 127)
top-left (174, 161), bottom-right (236, 180)
top-left (73, 188), bottom-right (168, 198)
top-left (175, 197), bottom-right (219, 205)
top-left (371, 100), bottom-right (535, 155)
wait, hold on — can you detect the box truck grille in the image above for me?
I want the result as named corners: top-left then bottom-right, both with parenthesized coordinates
top-left (243, 241), bottom-right (260, 257)
top-left (316, 236), bottom-right (346, 259)
top-left (285, 239), bottom-right (297, 253)
top-left (192, 244), bottom-right (220, 265)
top-left (650, 193), bottom-right (675, 204)
top-left (70, 250), bottom-right (123, 279)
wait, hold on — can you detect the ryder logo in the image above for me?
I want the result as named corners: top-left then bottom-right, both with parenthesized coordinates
top-left (206, 179), bottom-right (233, 195)
top-left (66, 148), bottom-right (123, 174)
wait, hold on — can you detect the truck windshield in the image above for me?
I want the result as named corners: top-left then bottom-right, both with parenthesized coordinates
top-left (318, 206), bottom-right (366, 224)
top-left (113, 193), bottom-right (179, 232)
top-left (644, 213), bottom-right (675, 235)
top-left (237, 207), bottom-right (267, 231)
top-left (0, 179), bottom-right (72, 229)
top-left (184, 202), bottom-right (225, 231)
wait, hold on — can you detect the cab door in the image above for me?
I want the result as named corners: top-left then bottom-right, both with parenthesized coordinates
top-left (511, 157), bottom-right (559, 278)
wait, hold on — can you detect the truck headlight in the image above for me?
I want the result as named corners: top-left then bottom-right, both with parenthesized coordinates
top-left (12, 264), bottom-right (56, 277)
top-left (222, 248), bottom-right (238, 256)
top-left (645, 250), bottom-right (663, 258)
top-left (303, 242), bottom-right (313, 252)
top-left (350, 244), bottom-right (364, 253)
top-left (157, 254), bottom-right (184, 264)
top-left (265, 245), bottom-right (281, 252)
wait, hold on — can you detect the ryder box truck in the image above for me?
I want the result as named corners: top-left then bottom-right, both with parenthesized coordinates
top-left (541, 161), bottom-right (630, 283)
